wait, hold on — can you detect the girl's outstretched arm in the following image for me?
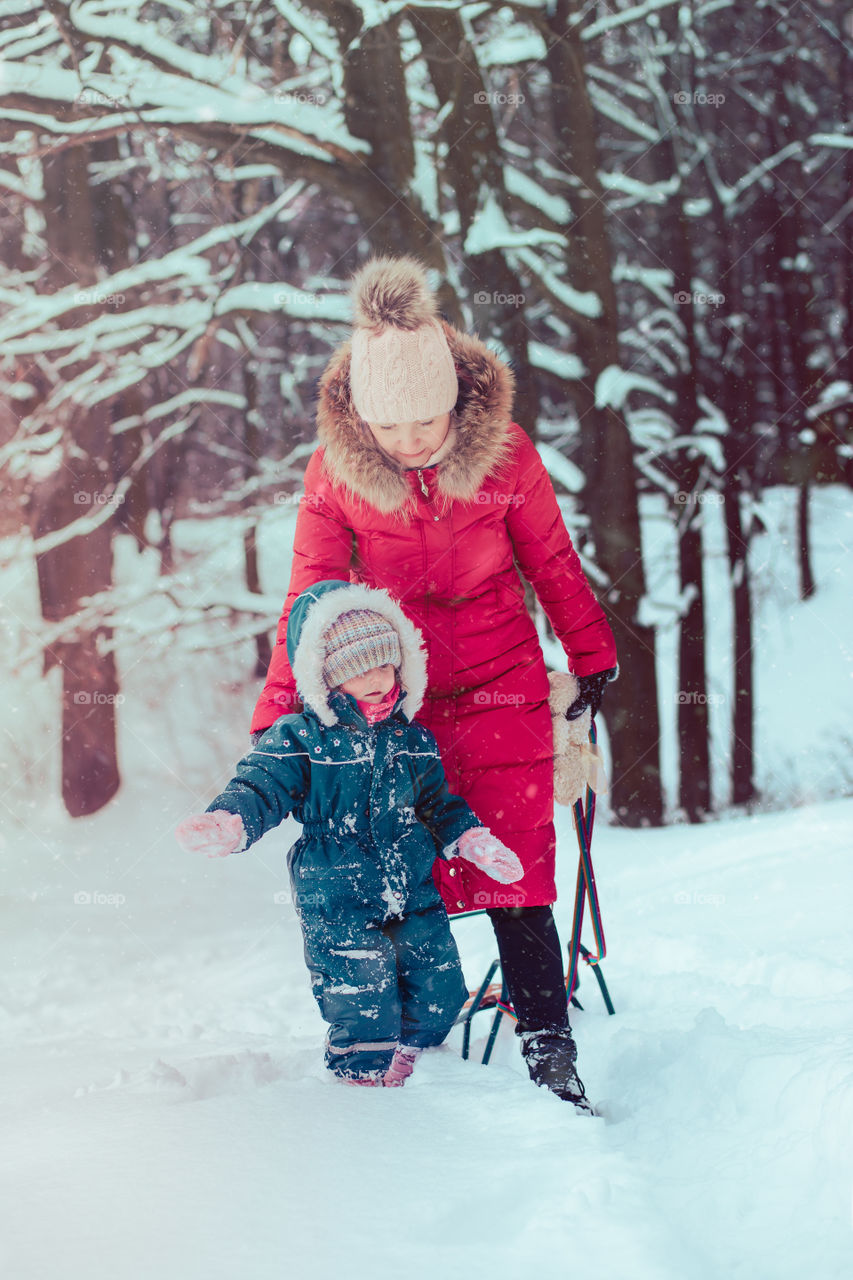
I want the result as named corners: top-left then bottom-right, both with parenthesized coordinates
top-left (178, 722), bottom-right (311, 854)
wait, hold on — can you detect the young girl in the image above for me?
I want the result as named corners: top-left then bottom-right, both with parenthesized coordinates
top-left (176, 579), bottom-right (522, 1087)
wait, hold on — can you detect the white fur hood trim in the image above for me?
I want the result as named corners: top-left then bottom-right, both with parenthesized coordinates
top-left (289, 583), bottom-right (428, 728)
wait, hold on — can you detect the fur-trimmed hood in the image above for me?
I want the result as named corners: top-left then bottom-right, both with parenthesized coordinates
top-left (286, 579), bottom-right (428, 727)
top-left (315, 320), bottom-right (518, 515)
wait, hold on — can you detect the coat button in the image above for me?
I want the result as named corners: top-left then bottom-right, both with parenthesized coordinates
top-left (448, 867), bottom-right (456, 876)
top-left (456, 900), bottom-right (466, 909)
top-left (395, 729), bottom-right (403, 736)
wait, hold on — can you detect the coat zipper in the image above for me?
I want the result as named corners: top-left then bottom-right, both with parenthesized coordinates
top-left (416, 468), bottom-right (430, 498)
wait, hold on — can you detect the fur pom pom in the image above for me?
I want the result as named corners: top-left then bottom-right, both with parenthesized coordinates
top-left (350, 255), bottom-right (439, 332)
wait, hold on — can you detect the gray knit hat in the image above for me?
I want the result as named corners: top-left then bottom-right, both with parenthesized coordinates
top-left (322, 608), bottom-right (402, 689)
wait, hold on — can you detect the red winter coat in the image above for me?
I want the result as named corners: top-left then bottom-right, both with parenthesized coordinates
top-left (252, 321), bottom-right (617, 914)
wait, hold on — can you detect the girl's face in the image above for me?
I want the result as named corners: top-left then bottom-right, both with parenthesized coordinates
top-left (363, 412), bottom-right (452, 467)
top-left (336, 663), bottom-right (397, 703)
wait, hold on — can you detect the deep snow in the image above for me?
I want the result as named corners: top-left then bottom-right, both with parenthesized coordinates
top-left (2, 483), bottom-right (852, 1278)
top-left (2, 789), bottom-right (852, 1279)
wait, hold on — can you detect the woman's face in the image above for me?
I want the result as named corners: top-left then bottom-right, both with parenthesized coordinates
top-left (363, 412), bottom-right (452, 467)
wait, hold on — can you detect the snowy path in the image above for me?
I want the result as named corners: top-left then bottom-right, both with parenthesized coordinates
top-left (3, 792), bottom-right (852, 1279)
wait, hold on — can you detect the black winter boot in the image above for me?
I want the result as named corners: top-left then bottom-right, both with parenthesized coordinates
top-left (519, 1028), bottom-right (595, 1115)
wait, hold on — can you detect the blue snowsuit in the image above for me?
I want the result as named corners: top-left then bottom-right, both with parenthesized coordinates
top-left (207, 580), bottom-right (483, 1078)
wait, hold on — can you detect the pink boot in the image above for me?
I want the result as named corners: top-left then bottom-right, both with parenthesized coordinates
top-left (383, 1045), bottom-right (422, 1087)
top-left (337, 1068), bottom-right (385, 1086)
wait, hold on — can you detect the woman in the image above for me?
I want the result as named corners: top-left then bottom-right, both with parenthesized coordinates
top-left (252, 256), bottom-right (618, 1109)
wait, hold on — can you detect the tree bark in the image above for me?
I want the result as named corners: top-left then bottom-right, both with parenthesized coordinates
top-left (705, 197), bottom-right (758, 809)
top-left (722, 465), bottom-right (757, 807)
top-left (542, 0), bottom-right (663, 826)
top-left (410, 7), bottom-right (539, 430)
top-left (34, 142), bottom-right (120, 816)
top-left (797, 482), bottom-right (816, 600)
top-left (241, 327), bottom-right (273, 676)
top-left (650, 6), bottom-right (711, 821)
top-left (324, 1), bottom-right (439, 260)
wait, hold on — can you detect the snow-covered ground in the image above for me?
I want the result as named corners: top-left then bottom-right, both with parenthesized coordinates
top-left (2, 789), bottom-right (852, 1279)
top-left (2, 483), bottom-right (852, 1278)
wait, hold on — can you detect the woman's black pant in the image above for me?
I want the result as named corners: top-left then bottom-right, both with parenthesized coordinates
top-left (486, 905), bottom-right (570, 1034)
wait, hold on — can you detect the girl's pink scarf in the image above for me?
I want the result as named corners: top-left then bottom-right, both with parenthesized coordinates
top-left (355, 683), bottom-right (401, 725)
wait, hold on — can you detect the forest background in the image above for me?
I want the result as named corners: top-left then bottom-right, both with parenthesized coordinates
top-left (1, 0), bottom-right (851, 828)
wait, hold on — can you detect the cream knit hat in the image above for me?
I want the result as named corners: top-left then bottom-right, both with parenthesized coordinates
top-left (349, 256), bottom-right (459, 425)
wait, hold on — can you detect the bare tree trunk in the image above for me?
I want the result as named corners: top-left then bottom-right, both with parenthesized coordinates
top-left (675, 494), bottom-right (711, 819)
top-left (324, 1), bottom-right (439, 259)
top-left (542, 0), bottom-right (662, 826)
top-left (722, 463), bottom-right (756, 806)
top-left (797, 482), bottom-right (816, 600)
top-left (826, 1), bottom-right (852, 385)
top-left (704, 200), bottom-right (758, 807)
top-left (240, 329), bottom-right (272, 675)
top-left (648, 5), bottom-right (711, 821)
top-left (706, 168), bottom-right (773, 808)
top-left (244, 523), bottom-right (272, 676)
top-left (768, 70), bottom-right (823, 596)
top-left (35, 143), bottom-right (120, 816)
top-left (410, 7), bottom-right (539, 430)
top-left (99, 138), bottom-right (160, 555)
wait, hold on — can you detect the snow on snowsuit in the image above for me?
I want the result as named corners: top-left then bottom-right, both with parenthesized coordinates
top-left (250, 324), bottom-right (618, 916)
top-left (207, 580), bottom-right (482, 1078)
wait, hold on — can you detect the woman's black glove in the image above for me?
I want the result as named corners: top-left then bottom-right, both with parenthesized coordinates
top-left (249, 729), bottom-right (265, 747)
top-left (565, 666), bottom-right (618, 721)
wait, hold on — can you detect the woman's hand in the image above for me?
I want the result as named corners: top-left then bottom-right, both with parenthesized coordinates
top-left (565, 666), bottom-right (619, 721)
top-left (175, 812), bottom-right (245, 858)
top-left (456, 827), bottom-right (524, 884)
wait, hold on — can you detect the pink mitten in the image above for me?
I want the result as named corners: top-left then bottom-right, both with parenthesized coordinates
top-left (456, 827), bottom-right (524, 885)
top-left (175, 811), bottom-right (245, 858)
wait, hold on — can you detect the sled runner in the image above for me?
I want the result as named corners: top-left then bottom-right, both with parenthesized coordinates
top-left (454, 721), bottom-right (615, 1065)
